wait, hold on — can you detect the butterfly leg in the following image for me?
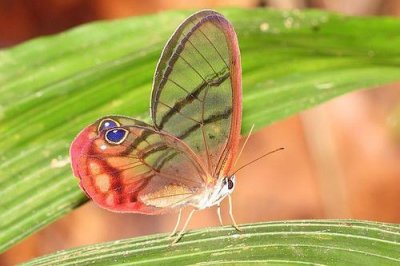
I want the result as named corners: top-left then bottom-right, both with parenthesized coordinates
top-left (228, 194), bottom-right (241, 232)
top-left (172, 209), bottom-right (196, 244)
top-left (217, 204), bottom-right (224, 226)
top-left (169, 208), bottom-right (182, 237)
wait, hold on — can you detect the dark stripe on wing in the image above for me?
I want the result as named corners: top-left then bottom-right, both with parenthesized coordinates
top-left (180, 106), bottom-right (232, 139)
top-left (158, 70), bottom-right (230, 129)
top-left (143, 107), bottom-right (233, 172)
top-left (139, 106), bottom-right (232, 160)
top-left (154, 150), bottom-right (179, 171)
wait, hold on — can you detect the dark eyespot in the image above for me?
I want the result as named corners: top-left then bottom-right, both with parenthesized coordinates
top-left (98, 119), bottom-right (119, 132)
top-left (105, 128), bottom-right (128, 144)
top-left (228, 179), bottom-right (234, 190)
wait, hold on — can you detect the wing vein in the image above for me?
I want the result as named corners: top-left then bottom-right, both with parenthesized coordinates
top-left (192, 20), bottom-right (229, 68)
top-left (186, 37), bottom-right (218, 75)
top-left (167, 78), bottom-right (204, 103)
top-left (158, 100), bottom-right (202, 125)
top-left (157, 71), bottom-right (230, 129)
top-left (201, 85), bottom-right (212, 174)
top-left (179, 54), bottom-right (207, 82)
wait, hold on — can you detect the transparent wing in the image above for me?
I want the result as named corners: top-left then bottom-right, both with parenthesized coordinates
top-left (73, 122), bottom-right (207, 214)
top-left (151, 10), bottom-right (242, 178)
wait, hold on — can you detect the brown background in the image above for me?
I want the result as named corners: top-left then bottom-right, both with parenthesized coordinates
top-left (1, 0), bottom-right (400, 265)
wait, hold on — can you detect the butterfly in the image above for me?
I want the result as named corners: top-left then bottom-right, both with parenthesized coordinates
top-left (70, 10), bottom-right (242, 243)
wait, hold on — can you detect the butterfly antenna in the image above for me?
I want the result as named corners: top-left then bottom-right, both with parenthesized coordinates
top-left (233, 124), bottom-right (255, 169)
top-left (233, 147), bottom-right (284, 175)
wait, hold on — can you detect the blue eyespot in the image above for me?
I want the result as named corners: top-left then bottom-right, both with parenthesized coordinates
top-left (105, 128), bottom-right (128, 144)
top-left (98, 119), bottom-right (119, 132)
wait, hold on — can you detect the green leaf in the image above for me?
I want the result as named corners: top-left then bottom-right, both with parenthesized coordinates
top-left (0, 8), bottom-right (399, 252)
top-left (22, 220), bottom-right (400, 265)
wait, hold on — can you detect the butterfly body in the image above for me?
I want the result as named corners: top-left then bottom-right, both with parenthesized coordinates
top-left (195, 175), bottom-right (236, 209)
top-left (71, 10), bottom-right (242, 238)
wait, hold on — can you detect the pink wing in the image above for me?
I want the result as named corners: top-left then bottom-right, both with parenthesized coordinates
top-left (72, 118), bottom-right (207, 214)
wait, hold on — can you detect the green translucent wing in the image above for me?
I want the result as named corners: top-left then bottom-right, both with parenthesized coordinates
top-left (151, 10), bottom-right (242, 178)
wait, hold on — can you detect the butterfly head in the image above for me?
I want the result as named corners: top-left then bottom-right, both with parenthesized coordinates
top-left (202, 175), bottom-right (236, 209)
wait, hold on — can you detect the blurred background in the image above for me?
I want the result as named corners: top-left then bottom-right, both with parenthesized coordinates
top-left (1, 0), bottom-right (400, 265)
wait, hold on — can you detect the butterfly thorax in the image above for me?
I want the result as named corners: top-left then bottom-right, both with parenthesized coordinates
top-left (191, 175), bottom-right (236, 210)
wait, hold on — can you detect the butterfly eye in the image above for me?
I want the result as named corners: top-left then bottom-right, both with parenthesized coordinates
top-left (105, 128), bottom-right (128, 144)
top-left (98, 119), bottom-right (119, 132)
top-left (227, 178), bottom-right (234, 190)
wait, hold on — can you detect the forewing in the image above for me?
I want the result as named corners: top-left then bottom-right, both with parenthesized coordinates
top-left (73, 124), bottom-right (206, 214)
top-left (151, 10), bottom-right (242, 178)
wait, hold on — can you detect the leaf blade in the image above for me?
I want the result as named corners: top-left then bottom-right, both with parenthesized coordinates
top-left (0, 8), bottom-right (399, 252)
top-left (22, 220), bottom-right (400, 265)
